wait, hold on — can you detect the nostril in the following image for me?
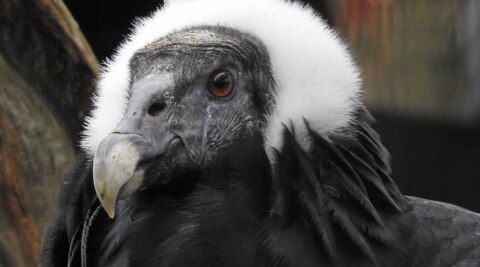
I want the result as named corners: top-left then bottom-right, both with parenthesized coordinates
top-left (148, 102), bottom-right (166, 117)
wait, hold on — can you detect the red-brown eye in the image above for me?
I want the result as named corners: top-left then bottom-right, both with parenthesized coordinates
top-left (208, 70), bottom-right (234, 97)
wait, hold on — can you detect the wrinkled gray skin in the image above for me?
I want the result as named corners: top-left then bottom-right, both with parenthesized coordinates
top-left (93, 26), bottom-right (274, 218)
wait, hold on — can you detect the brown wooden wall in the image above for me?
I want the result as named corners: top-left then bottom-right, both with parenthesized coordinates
top-left (0, 0), bottom-right (97, 265)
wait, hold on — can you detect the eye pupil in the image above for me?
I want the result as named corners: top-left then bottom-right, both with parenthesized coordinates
top-left (208, 70), bottom-right (234, 97)
top-left (213, 73), bottom-right (230, 88)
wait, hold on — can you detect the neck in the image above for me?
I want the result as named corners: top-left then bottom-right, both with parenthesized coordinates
top-left (267, 110), bottom-right (410, 265)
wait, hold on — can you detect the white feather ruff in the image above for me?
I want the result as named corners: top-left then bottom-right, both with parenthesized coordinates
top-left (81, 0), bottom-right (362, 156)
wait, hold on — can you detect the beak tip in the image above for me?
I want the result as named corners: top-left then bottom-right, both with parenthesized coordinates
top-left (106, 208), bottom-right (115, 219)
top-left (98, 196), bottom-right (116, 219)
top-left (96, 185), bottom-right (117, 219)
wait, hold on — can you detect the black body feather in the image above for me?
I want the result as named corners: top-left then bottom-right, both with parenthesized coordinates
top-left (41, 112), bottom-right (480, 266)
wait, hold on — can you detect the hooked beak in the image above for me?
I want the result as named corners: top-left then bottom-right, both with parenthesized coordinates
top-left (93, 133), bottom-right (146, 218)
top-left (93, 132), bottom-right (175, 218)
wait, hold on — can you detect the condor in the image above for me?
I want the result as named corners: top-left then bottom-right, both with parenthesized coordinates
top-left (41, 0), bottom-right (480, 266)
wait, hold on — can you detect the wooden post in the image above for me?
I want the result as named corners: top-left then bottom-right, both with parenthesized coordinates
top-left (0, 0), bottom-right (97, 265)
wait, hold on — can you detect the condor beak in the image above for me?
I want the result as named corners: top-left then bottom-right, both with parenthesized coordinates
top-left (94, 134), bottom-right (143, 218)
top-left (93, 132), bottom-right (175, 218)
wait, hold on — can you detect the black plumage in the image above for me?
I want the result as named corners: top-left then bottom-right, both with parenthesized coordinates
top-left (42, 111), bottom-right (480, 266)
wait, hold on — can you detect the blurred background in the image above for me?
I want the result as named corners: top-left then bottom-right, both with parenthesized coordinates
top-left (0, 0), bottom-right (479, 265)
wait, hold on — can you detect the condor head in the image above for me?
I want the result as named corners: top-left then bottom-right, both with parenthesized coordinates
top-left (92, 27), bottom-right (273, 218)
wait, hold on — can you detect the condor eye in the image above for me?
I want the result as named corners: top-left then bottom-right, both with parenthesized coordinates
top-left (208, 70), bottom-right (234, 97)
